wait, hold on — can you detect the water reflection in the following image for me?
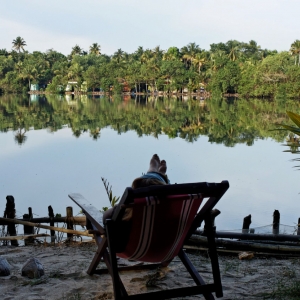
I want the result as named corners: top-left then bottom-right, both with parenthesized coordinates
top-left (14, 128), bottom-right (27, 145)
top-left (0, 94), bottom-right (299, 146)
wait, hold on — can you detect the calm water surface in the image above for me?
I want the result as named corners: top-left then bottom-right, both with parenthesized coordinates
top-left (1, 94), bottom-right (300, 231)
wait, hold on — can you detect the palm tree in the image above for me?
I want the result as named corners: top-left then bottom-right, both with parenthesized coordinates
top-left (152, 46), bottom-right (164, 60)
top-left (181, 43), bottom-right (201, 68)
top-left (19, 64), bottom-right (38, 88)
top-left (290, 40), bottom-right (300, 66)
top-left (89, 43), bottom-right (101, 55)
top-left (0, 49), bottom-right (9, 56)
top-left (228, 46), bottom-right (240, 61)
top-left (141, 49), bottom-right (153, 64)
top-left (192, 53), bottom-right (207, 73)
top-left (134, 46), bottom-right (144, 61)
top-left (70, 45), bottom-right (82, 57)
top-left (112, 48), bottom-right (125, 63)
top-left (163, 47), bottom-right (180, 61)
top-left (12, 37), bottom-right (26, 53)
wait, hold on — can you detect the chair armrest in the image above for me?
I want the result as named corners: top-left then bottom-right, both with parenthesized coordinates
top-left (68, 193), bottom-right (105, 235)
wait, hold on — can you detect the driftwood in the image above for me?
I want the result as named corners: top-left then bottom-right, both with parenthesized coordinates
top-left (195, 230), bottom-right (300, 242)
top-left (0, 234), bottom-right (50, 241)
top-left (188, 235), bottom-right (300, 253)
top-left (0, 218), bottom-right (93, 237)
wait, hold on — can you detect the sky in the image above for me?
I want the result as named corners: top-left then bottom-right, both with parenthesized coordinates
top-left (1, 0), bottom-right (299, 55)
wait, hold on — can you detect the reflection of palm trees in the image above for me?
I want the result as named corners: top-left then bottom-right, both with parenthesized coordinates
top-left (14, 128), bottom-right (27, 145)
top-left (90, 127), bottom-right (101, 140)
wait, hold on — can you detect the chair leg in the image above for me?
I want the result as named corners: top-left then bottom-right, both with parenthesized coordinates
top-left (204, 215), bottom-right (223, 298)
top-left (87, 236), bottom-right (108, 275)
top-left (106, 219), bottom-right (128, 299)
top-left (178, 249), bottom-right (215, 300)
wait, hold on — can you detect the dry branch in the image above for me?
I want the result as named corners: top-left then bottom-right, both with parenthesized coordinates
top-left (0, 234), bottom-right (50, 241)
top-left (0, 217), bottom-right (93, 237)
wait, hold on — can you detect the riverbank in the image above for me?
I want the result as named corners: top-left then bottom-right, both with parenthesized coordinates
top-left (1, 243), bottom-right (299, 300)
top-left (27, 91), bottom-right (210, 97)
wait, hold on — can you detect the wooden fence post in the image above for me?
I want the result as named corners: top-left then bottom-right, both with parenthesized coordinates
top-left (4, 196), bottom-right (18, 246)
top-left (297, 218), bottom-right (300, 236)
top-left (273, 210), bottom-right (280, 235)
top-left (66, 206), bottom-right (74, 240)
top-left (23, 207), bottom-right (34, 245)
top-left (242, 214), bottom-right (251, 234)
top-left (48, 206), bottom-right (55, 243)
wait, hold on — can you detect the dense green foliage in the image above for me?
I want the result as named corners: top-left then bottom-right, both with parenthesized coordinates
top-left (1, 94), bottom-right (299, 146)
top-left (2, 38), bottom-right (300, 97)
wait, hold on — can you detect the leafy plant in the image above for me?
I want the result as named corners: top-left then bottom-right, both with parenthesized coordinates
top-left (276, 111), bottom-right (300, 167)
top-left (101, 177), bottom-right (120, 211)
top-left (276, 111), bottom-right (300, 136)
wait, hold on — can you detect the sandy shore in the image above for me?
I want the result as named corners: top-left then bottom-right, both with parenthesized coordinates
top-left (1, 242), bottom-right (299, 300)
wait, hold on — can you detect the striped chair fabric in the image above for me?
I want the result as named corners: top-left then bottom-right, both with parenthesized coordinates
top-left (117, 193), bottom-right (203, 262)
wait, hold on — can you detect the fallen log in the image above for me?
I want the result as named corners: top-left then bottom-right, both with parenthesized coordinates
top-left (188, 235), bottom-right (300, 253)
top-left (195, 230), bottom-right (300, 243)
top-left (0, 234), bottom-right (50, 241)
top-left (183, 245), bottom-right (300, 258)
top-left (0, 218), bottom-right (93, 237)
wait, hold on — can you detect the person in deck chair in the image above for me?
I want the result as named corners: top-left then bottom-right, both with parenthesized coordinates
top-left (131, 153), bottom-right (170, 189)
top-left (102, 154), bottom-right (170, 251)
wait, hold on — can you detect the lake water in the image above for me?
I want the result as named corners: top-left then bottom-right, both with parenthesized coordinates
top-left (1, 94), bottom-right (300, 232)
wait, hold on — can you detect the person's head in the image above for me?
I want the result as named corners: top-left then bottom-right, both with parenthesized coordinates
top-left (131, 177), bottom-right (166, 189)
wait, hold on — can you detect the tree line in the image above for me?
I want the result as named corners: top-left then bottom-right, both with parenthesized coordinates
top-left (1, 37), bottom-right (300, 98)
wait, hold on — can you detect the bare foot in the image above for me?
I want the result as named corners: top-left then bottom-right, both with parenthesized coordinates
top-left (147, 154), bottom-right (161, 172)
top-left (158, 160), bottom-right (167, 174)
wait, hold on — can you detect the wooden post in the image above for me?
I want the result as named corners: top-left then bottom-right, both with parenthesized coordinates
top-left (242, 214), bottom-right (251, 234)
top-left (4, 196), bottom-right (18, 246)
top-left (66, 206), bottom-right (74, 240)
top-left (23, 207), bottom-right (34, 245)
top-left (48, 206), bottom-right (55, 243)
top-left (297, 218), bottom-right (300, 236)
top-left (273, 210), bottom-right (280, 235)
top-left (204, 209), bottom-right (220, 234)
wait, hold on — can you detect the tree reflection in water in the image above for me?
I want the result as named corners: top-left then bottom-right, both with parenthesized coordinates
top-left (0, 94), bottom-right (300, 147)
top-left (14, 128), bottom-right (27, 145)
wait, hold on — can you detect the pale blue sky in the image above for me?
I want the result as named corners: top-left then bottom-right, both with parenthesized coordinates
top-left (1, 0), bottom-right (299, 55)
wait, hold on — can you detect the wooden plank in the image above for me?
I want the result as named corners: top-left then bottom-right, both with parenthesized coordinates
top-left (0, 217), bottom-right (93, 237)
top-left (0, 216), bottom-right (86, 226)
top-left (68, 193), bottom-right (105, 234)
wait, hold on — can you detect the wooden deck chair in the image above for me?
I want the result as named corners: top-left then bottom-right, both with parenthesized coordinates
top-left (69, 181), bottom-right (229, 300)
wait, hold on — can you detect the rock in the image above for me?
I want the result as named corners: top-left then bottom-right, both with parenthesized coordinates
top-left (0, 256), bottom-right (11, 276)
top-left (238, 251), bottom-right (254, 260)
top-left (21, 257), bottom-right (44, 278)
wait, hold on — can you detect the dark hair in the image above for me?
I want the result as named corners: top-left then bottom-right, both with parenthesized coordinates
top-left (131, 178), bottom-right (166, 189)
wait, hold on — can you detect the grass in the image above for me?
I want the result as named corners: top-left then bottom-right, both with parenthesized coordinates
top-left (262, 265), bottom-right (300, 300)
top-left (21, 277), bottom-right (48, 286)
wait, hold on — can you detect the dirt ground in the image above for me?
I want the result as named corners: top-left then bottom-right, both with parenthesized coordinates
top-left (1, 243), bottom-right (300, 300)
